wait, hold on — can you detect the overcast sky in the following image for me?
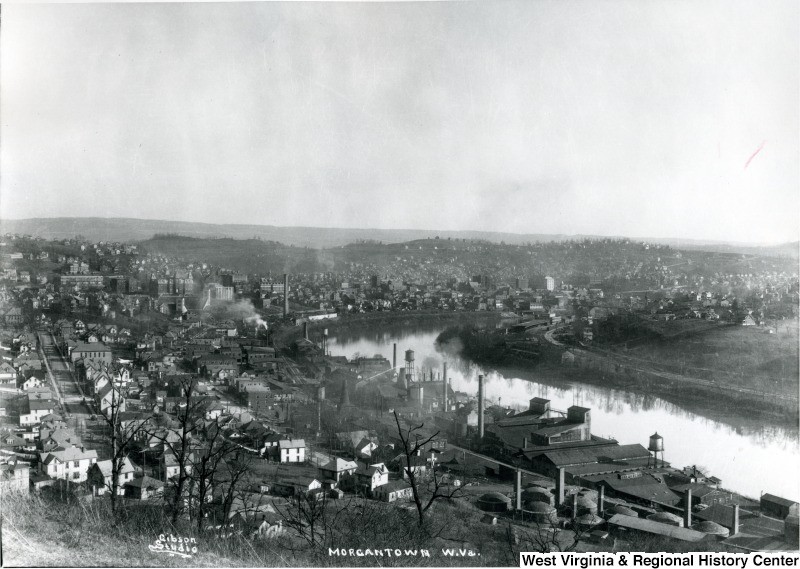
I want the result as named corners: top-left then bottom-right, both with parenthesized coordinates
top-left (1, 1), bottom-right (797, 244)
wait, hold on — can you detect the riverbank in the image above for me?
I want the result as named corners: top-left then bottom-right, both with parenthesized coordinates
top-left (435, 326), bottom-right (799, 430)
top-left (274, 310), bottom-right (501, 346)
top-left (491, 362), bottom-right (799, 436)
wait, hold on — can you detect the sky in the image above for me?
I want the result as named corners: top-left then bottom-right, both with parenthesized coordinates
top-left (1, 0), bottom-right (798, 244)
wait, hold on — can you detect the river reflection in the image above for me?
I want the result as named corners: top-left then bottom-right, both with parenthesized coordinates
top-left (328, 323), bottom-right (800, 501)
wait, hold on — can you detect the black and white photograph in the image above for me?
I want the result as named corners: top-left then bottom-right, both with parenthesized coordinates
top-left (0, 0), bottom-right (798, 565)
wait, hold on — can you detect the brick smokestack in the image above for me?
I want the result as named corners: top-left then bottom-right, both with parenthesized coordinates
top-left (303, 322), bottom-right (308, 341)
top-left (733, 504), bottom-right (740, 535)
top-left (684, 488), bottom-right (692, 528)
top-left (442, 362), bottom-right (448, 412)
top-left (515, 469), bottom-right (523, 511)
top-left (598, 485), bottom-right (605, 516)
top-left (283, 273), bottom-right (289, 317)
top-left (393, 343), bottom-right (397, 369)
top-left (556, 467), bottom-right (565, 507)
top-left (478, 374), bottom-right (485, 439)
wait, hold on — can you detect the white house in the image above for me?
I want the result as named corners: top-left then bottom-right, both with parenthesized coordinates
top-left (374, 480), bottom-right (413, 503)
top-left (20, 397), bottom-right (54, 426)
top-left (354, 462), bottom-right (389, 494)
top-left (89, 457), bottom-right (135, 495)
top-left (39, 445), bottom-right (98, 483)
top-left (318, 458), bottom-right (358, 484)
top-left (278, 439), bottom-right (306, 463)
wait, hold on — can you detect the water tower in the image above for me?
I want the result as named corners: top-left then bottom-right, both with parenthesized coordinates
top-left (648, 432), bottom-right (665, 468)
top-left (405, 349), bottom-right (415, 385)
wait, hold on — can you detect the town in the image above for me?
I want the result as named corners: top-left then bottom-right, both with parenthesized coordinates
top-left (0, 230), bottom-right (797, 564)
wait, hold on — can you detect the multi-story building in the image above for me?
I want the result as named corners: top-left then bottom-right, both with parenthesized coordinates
top-left (70, 342), bottom-right (113, 365)
top-left (278, 438), bottom-right (306, 463)
top-left (20, 395), bottom-right (54, 426)
top-left (39, 445), bottom-right (98, 483)
top-left (56, 274), bottom-right (104, 291)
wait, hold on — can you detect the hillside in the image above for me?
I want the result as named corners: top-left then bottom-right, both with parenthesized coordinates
top-left (139, 235), bottom-right (334, 275)
top-left (2, 217), bottom-right (794, 257)
top-left (0, 217), bottom-right (576, 249)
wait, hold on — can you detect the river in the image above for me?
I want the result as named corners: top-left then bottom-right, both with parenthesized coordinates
top-left (328, 322), bottom-right (800, 502)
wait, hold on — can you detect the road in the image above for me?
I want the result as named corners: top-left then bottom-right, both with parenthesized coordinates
top-left (37, 331), bottom-right (93, 428)
top-left (543, 326), bottom-right (566, 347)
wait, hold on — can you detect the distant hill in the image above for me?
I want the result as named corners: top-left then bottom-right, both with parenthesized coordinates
top-left (0, 217), bottom-right (576, 247)
top-left (139, 234), bottom-right (334, 274)
top-left (0, 217), bottom-right (795, 257)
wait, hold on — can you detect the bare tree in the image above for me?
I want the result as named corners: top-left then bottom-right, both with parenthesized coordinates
top-left (503, 515), bottom-right (590, 558)
top-left (98, 363), bottom-right (154, 518)
top-left (217, 450), bottom-right (255, 530)
top-left (274, 490), bottom-right (329, 547)
top-left (152, 375), bottom-right (205, 524)
top-left (392, 410), bottom-right (462, 527)
top-left (190, 418), bottom-right (243, 531)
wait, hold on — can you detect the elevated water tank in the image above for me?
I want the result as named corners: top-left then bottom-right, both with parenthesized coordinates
top-left (648, 432), bottom-right (664, 452)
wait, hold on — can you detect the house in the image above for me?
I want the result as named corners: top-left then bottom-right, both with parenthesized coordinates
top-left (278, 439), bottom-right (305, 464)
top-left (39, 445), bottom-right (98, 483)
top-left (96, 382), bottom-right (126, 417)
top-left (272, 466), bottom-right (322, 496)
top-left (88, 457), bottom-right (136, 495)
top-left (399, 455), bottom-right (429, 481)
top-left (20, 395), bottom-right (54, 426)
top-left (0, 461), bottom-right (30, 493)
top-left (354, 462), bottom-right (389, 495)
top-left (0, 362), bottom-right (16, 382)
top-left (374, 479), bottom-right (413, 503)
top-left (741, 315), bottom-right (757, 327)
top-left (38, 427), bottom-right (82, 452)
top-left (124, 475), bottom-right (165, 500)
top-left (334, 430), bottom-right (376, 452)
top-left (318, 458), bottom-right (358, 485)
top-left (20, 373), bottom-right (45, 391)
top-left (260, 432), bottom-right (290, 457)
top-left (354, 438), bottom-right (379, 460)
top-left (158, 448), bottom-right (193, 480)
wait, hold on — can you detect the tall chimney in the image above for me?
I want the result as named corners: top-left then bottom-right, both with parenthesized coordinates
top-left (393, 343), bottom-right (397, 369)
top-left (684, 488), bottom-right (692, 528)
top-left (556, 467), bottom-right (565, 507)
top-left (283, 273), bottom-right (289, 317)
top-left (515, 470), bottom-right (523, 511)
top-left (442, 362), bottom-right (448, 412)
top-left (598, 485), bottom-right (605, 516)
top-left (478, 374), bottom-right (485, 440)
top-left (733, 504), bottom-right (740, 535)
top-left (303, 322), bottom-right (309, 341)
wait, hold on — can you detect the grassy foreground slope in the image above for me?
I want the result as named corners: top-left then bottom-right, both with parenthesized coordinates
top-left (1, 492), bottom-right (515, 567)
